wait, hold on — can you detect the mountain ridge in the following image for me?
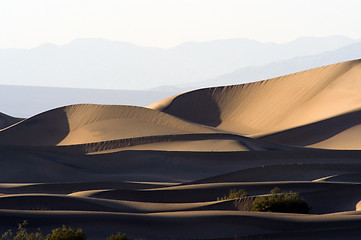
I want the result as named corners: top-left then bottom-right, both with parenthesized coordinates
top-left (0, 36), bottom-right (357, 90)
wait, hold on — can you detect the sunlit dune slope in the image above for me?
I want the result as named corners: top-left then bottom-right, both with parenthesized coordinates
top-left (0, 104), bottom-right (219, 146)
top-left (0, 112), bottom-right (23, 129)
top-left (149, 59), bottom-right (361, 137)
top-left (0, 104), bottom-right (287, 152)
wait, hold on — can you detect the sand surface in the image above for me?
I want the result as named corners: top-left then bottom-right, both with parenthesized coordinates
top-left (0, 112), bottom-right (23, 129)
top-left (1, 60), bottom-right (361, 239)
top-left (149, 60), bottom-right (361, 140)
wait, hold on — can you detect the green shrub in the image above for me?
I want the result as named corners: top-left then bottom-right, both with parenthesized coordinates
top-left (217, 189), bottom-right (248, 201)
top-left (251, 187), bottom-right (309, 213)
top-left (45, 225), bottom-right (86, 240)
top-left (1, 220), bottom-right (44, 240)
top-left (107, 232), bottom-right (127, 240)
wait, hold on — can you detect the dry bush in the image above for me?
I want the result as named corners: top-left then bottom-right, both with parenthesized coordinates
top-left (251, 187), bottom-right (310, 213)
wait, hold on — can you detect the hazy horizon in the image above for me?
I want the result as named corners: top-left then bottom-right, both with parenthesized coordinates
top-left (2, 1), bottom-right (361, 116)
top-left (1, 35), bottom-right (359, 91)
top-left (0, 34), bottom-right (359, 50)
top-left (2, 0), bottom-right (361, 49)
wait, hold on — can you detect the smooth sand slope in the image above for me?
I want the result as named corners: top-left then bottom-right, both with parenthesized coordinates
top-left (190, 163), bottom-right (361, 183)
top-left (149, 60), bottom-right (361, 140)
top-left (1, 177), bottom-right (361, 239)
top-left (2, 209), bottom-right (361, 240)
top-left (0, 104), bottom-right (215, 146)
top-left (1, 60), bottom-right (361, 239)
top-left (260, 108), bottom-right (361, 149)
top-left (0, 104), bottom-right (287, 152)
top-left (0, 112), bottom-right (23, 129)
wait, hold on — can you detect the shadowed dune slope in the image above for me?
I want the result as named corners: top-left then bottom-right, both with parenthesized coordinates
top-left (0, 182), bottom-right (175, 195)
top-left (149, 59), bottom-right (361, 137)
top-left (77, 181), bottom-right (354, 203)
top-left (4, 146), bottom-right (361, 183)
top-left (0, 193), bottom-right (236, 213)
top-left (1, 182), bottom-right (361, 214)
top-left (2, 210), bottom-right (361, 240)
top-left (189, 164), bottom-right (361, 184)
top-left (260, 108), bottom-right (361, 149)
top-left (0, 112), bottom-right (23, 130)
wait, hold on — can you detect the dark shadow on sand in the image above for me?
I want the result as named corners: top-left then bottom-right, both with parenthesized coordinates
top-left (162, 88), bottom-right (222, 127)
top-left (260, 108), bottom-right (361, 146)
top-left (0, 107), bottom-right (70, 146)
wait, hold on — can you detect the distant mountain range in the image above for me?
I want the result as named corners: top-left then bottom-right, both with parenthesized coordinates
top-left (182, 41), bottom-right (361, 90)
top-left (0, 36), bottom-right (358, 90)
top-left (0, 85), bottom-right (177, 117)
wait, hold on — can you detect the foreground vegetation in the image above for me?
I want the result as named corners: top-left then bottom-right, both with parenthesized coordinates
top-left (106, 232), bottom-right (127, 240)
top-left (0, 221), bottom-right (127, 240)
top-left (217, 188), bottom-right (248, 201)
top-left (252, 187), bottom-right (310, 213)
top-left (0, 222), bottom-right (86, 240)
top-left (219, 187), bottom-right (310, 213)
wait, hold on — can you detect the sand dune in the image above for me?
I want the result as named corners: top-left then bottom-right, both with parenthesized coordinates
top-left (4, 145), bottom-right (361, 183)
top-left (302, 184), bottom-right (361, 213)
top-left (63, 133), bottom-right (289, 154)
top-left (0, 104), bottom-right (217, 146)
top-left (2, 60), bottom-right (361, 239)
top-left (191, 163), bottom-right (361, 183)
top-left (2, 210), bottom-right (361, 239)
top-left (0, 193), bottom-right (236, 213)
top-left (0, 182), bottom-right (175, 194)
top-left (260, 108), bottom-right (361, 149)
top-left (0, 112), bottom-right (23, 129)
top-left (149, 59), bottom-right (361, 138)
top-left (317, 173), bottom-right (361, 183)
top-left (0, 104), bottom-right (290, 154)
top-left (3, 146), bottom-right (361, 183)
top-left (74, 181), bottom-right (355, 204)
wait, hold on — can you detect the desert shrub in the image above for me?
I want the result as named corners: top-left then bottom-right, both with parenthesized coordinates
top-left (217, 189), bottom-right (248, 201)
top-left (107, 232), bottom-right (127, 240)
top-left (45, 225), bottom-right (86, 240)
top-left (1, 220), bottom-right (44, 240)
top-left (251, 187), bottom-right (309, 213)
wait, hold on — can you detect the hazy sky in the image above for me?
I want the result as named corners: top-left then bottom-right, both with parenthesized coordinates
top-left (1, 0), bottom-right (361, 49)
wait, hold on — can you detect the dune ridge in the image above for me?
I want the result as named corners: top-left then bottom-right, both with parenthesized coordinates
top-left (57, 133), bottom-right (290, 154)
top-left (149, 59), bottom-right (361, 138)
top-left (0, 104), bottom-right (219, 147)
top-left (0, 112), bottom-right (23, 130)
top-left (0, 104), bottom-right (291, 153)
